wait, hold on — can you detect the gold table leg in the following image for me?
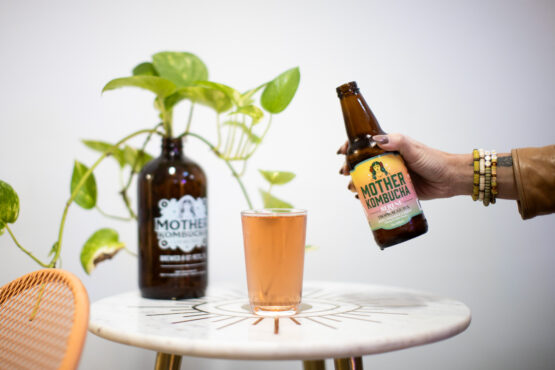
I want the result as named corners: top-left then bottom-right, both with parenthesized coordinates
top-left (304, 359), bottom-right (326, 370)
top-left (155, 352), bottom-right (182, 370)
top-left (334, 357), bottom-right (363, 370)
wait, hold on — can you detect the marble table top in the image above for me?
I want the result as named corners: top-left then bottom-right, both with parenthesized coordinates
top-left (89, 281), bottom-right (471, 360)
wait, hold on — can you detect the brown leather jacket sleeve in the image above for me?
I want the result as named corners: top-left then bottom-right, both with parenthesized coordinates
top-left (511, 145), bottom-right (555, 219)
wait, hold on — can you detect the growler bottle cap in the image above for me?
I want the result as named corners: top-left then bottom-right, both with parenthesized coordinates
top-left (336, 81), bottom-right (359, 98)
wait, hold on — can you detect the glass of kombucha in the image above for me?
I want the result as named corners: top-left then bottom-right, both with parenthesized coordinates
top-left (241, 208), bottom-right (307, 316)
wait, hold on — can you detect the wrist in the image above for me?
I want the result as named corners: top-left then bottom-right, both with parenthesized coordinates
top-left (447, 153), bottom-right (474, 197)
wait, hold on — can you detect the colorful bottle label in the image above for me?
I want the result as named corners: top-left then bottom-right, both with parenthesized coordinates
top-left (350, 153), bottom-right (422, 231)
top-left (154, 195), bottom-right (208, 253)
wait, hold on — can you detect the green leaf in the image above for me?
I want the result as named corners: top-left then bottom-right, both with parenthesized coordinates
top-left (240, 83), bottom-right (267, 106)
top-left (152, 52), bottom-right (208, 87)
top-left (165, 86), bottom-right (232, 113)
top-left (132, 62), bottom-right (158, 76)
top-left (82, 140), bottom-right (126, 168)
top-left (0, 180), bottom-right (19, 233)
top-left (80, 228), bottom-right (125, 274)
top-left (230, 105), bottom-right (264, 124)
top-left (122, 146), bottom-right (154, 172)
top-left (196, 81), bottom-right (242, 106)
top-left (102, 76), bottom-right (177, 98)
top-left (71, 161), bottom-right (97, 210)
top-left (223, 121), bottom-right (261, 144)
top-left (258, 170), bottom-right (296, 185)
top-left (259, 189), bottom-right (294, 208)
top-left (261, 67), bottom-right (300, 114)
top-left (48, 242), bottom-right (58, 257)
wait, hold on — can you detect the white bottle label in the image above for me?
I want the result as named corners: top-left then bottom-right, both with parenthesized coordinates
top-left (154, 195), bottom-right (207, 253)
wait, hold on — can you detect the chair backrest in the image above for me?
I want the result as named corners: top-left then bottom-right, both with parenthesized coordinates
top-left (0, 269), bottom-right (89, 370)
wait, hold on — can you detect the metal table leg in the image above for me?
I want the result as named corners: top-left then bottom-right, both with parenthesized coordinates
top-left (155, 353), bottom-right (182, 370)
top-left (334, 357), bottom-right (363, 370)
top-left (303, 359), bottom-right (326, 370)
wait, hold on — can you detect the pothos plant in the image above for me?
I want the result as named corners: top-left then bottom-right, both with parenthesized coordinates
top-left (0, 51), bottom-right (304, 274)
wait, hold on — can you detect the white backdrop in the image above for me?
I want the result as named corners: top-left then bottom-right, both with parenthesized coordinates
top-left (1, 0), bottom-right (554, 369)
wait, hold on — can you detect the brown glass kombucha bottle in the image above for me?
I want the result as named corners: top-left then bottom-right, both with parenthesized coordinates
top-left (138, 137), bottom-right (207, 299)
top-left (337, 81), bottom-right (428, 249)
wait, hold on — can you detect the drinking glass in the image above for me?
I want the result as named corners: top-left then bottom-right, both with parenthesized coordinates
top-left (241, 208), bottom-right (307, 316)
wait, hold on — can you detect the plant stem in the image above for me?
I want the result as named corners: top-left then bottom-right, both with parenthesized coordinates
top-left (120, 123), bottom-right (161, 219)
top-left (239, 159), bottom-right (248, 177)
top-left (183, 132), bottom-right (253, 209)
top-left (234, 114), bottom-right (246, 158)
top-left (158, 97), bottom-right (172, 137)
top-left (50, 128), bottom-right (161, 268)
top-left (185, 104), bottom-right (195, 133)
top-left (5, 225), bottom-right (49, 267)
top-left (239, 121), bottom-right (254, 158)
top-left (247, 114), bottom-right (272, 157)
top-left (228, 121), bottom-right (238, 157)
top-left (123, 246), bottom-right (137, 257)
top-left (95, 206), bottom-right (133, 221)
top-left (121, 192), bottom-right (137, 220)
top-left (216, 114), bottom-right (222, 149)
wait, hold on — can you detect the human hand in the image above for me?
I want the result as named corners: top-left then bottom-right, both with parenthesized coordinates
top-left (338, 133), bottom-right (472, 200)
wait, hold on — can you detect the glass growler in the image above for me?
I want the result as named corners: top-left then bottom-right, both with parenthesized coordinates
top-left (138, 137), bottom-right (207, 299)
top-left (337, 81), bottom-right (428, 249)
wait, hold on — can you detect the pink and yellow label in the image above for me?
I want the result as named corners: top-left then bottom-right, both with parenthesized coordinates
top-left (350, 153), bottom-right (422, 231)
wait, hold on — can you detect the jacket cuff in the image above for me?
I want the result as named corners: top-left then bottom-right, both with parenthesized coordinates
top-left (511, 148), bottom-right (529, 219)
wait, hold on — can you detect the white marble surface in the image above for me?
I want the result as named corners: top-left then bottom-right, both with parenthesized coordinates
top-left (89, 281), bottom-right (471, 360)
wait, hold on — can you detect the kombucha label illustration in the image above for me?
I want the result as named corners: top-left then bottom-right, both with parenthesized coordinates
top-left (351, 153), bottom-right (422, 230)
top-left (155, 195), bottom-right (207, 252)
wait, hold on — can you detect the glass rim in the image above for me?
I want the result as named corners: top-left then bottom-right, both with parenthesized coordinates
top-left (241, 208), bottom-right (307, 216)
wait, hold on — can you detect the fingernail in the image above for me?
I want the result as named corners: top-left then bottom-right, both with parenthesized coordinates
top-left (373, 135), bottom-right (388, 144)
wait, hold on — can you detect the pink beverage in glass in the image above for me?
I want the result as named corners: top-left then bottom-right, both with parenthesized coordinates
top-left (241, 209), bottom-right (307, 316)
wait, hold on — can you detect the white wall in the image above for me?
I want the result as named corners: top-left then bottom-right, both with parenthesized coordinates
top-left (1, 0), bottom-right (553, 369)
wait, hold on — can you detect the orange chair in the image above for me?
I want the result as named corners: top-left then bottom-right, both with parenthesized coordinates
top-left (0, 269), bottom-right (89, 370)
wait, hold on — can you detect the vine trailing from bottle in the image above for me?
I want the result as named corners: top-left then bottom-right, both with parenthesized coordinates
top-left (0, 51), bottom-right (302, 273)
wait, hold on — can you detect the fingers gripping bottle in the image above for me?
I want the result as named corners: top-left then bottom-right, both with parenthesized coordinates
top-left (337, 81), bottom-right (428, 249)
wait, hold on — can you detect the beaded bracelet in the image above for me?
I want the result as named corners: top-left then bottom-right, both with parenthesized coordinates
top-left (491, 151), bottom-right (498, 204)
top-left (472, 148), bottom-right (496, 206)
top-left (472, 149), bottom-right (480, 201)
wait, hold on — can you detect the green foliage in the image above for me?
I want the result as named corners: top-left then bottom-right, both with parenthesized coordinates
top-left (102, 76), bottom-right (177, 98)
top-left (259, 170), bottom-right (296, 185)
top-left (165, 86), bottom-right (232, 113)
top-left (122, 146), bottom-right (153, 172)
top-left (82, 140), bottom-right (153, 171)
top-left (80, 228), bottom-right (125, 274)
top-left (132, 62), bottom-right (158, 76)
top-left (152, 52), bottom-right (208, 87)
top-left (259, 189), bottom-right (293, 208)
top-left (223, 121), bottom-right (261, 144)
top-left (0, 180), bottom-right (19, 234)
top-left (196, 81), bottom-right (242, 106)
top-left (3, 51), bottom-right (307, 272)
top-left (82, 140), bottom-right (126, 167)
top-left (71, 161), bottom-right (97, 209)
top-left (231, 105), bottom-right (264, 124)
top-left (261, 67), bottom-right (300, 114)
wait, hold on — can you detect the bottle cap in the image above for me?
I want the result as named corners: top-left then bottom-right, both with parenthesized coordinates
top-left (336, 81), bottom-right (359, 98)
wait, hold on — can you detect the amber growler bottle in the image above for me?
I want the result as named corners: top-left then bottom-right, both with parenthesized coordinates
top-left (138, 137), bottom-right (207, 299)
top-left (337, 81), bottom-right (428, 249)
